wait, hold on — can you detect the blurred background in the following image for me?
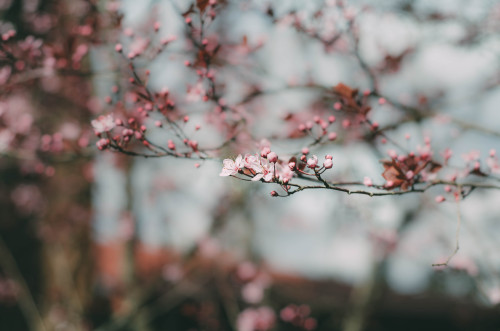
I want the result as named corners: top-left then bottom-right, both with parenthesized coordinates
top-left (1, 0), bottom-right (500, 330)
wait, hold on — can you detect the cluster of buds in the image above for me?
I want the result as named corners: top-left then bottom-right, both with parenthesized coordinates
top-left (280, 304), bottom-right (317, 330)
top-left (221, 148), bottom-right (336, 197)
top-left (220, 153), bottom-right (286, 183)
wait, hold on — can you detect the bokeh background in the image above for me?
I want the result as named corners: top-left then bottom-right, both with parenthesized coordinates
top-left (1, 0), bottom-right (500, 330)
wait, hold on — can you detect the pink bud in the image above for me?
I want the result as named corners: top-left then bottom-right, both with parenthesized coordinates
top-left (115, 119), bottom-right (123, 126)
top-left (188, 140), bottom-right (198, 150)
top-left (334, 102), bottom-right (342, 110)
top-left (185, 17), bottom-right (192, 24)
top-left (313, 115), bottom-right (320, 123)
top-left (406, 171), bottom-right (414, 179)
top-left (307, 155), bottom-right (318, 168)
top-left (267, 152), bottom-right (278, 163)
top-left (183, 115), bottom-right (189, 123)
top-left (194, 163), bottom-right (200, 168)
top-left (300, 155), bottom-right (306, 162)
top-left (435, 195), bottom-right (445, 203)
top-left (363, 176), bottom-right (373, 187)
top-left (490, 149), bottom-right (496, 157)
top-left (328, 132), bottom-right (337, 141)
top-left (328, 115), bottom-right (336, 123)
top-left (195, 124), bottom-right (201, 131)
top-left (301, 147), bottom-right (309, 155)
top-left (298, 124), bottom-right (306, 131)
top-left (325, 154), bottom-right (333, 160)
top-left (261, 147), bottom-right (271, 158)
top-left (388, 150), bottom-right (397, 159)
top-left (184, 60), bottom-right (191, 67)
top-left (405, 133), bottom-right (411, 140)
top-left (154, 22), bottom-right (160, 32)
top-left (378, 97), bottom-right (386, 105)
top-left (342, 119), bottom-right (350, 128)
top-left (270, 191), bottom-right (278, 197)
top-left (323, 159), bottom-right (333, 169)
top-left (115, 43), bottom-right (123, 52)
top-left (168, 140), bottom-right (176, 150)
top-left (155, 121), bottom-right (162, 127)
top-left (288, 162), bottom-right (296, 170)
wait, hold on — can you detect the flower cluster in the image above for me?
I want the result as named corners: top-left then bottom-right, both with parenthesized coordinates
top-left (220, 153), bottom-right (293, 183)
top-left (91, 114), bottom-right (116, 134)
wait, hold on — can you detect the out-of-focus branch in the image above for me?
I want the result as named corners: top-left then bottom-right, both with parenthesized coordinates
top-left (0, 234), bottom-right (46, 331)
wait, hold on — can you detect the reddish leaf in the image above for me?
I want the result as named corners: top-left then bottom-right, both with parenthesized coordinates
top-left (197, 0), bottom-right (210, 13)
top-left (334, 83), bottom-right (358, 99)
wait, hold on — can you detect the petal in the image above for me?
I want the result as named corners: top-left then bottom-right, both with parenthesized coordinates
top-left (252, 174), bottom-right (263, 181)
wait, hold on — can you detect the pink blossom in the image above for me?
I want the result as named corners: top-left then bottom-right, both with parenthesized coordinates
top-left (487, 157), bottom-right (500, 174)
top-left (363, 176), bottom-right (373, 187)
top-left (387, 149), bottom-right (397, 159)
top-left (237, 307), bottom-right (275, 331)
top-left (237, 261), bottom-right (258, 281)
top-left (220, 154), bottom-right (244, 176)
top-left (96, 138), bottom-right (110, 150)
top-left (267, 152), bottom-right (278, 163)
top-left (307, 155), bottom-right (318, 169)
top-left (323, 159), bottom-right (333, 169)
top-left (253, 160), bottom-right (274, 182)
top-left (280, 306), bottom-right (295, 322)
top-left (277, 163), bottom-right (294, 183)
top-left (260, 147), bottom-right (271, 158)
top-left (244, 154), bottom-right (261, 172)
top-left (91, 114), bottom-right (115, 134)
top-left (242, 282), bottom-right (264, 304)
top-left (435, 195), bottom-right (445, 203)
top-left (442, 148), bottom-right (453, 162)
top-left (462, 150), bottom-right (480, 162)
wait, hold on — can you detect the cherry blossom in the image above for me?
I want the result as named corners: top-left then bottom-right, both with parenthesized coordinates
top-left (91, 114), bottom-right (115, 134)
top-left (252, 160), bottom-right (275, 182)
top-left (220, 154), bottom-right (244, 176)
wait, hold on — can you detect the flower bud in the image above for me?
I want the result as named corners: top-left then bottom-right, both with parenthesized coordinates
top-left (435, 195), bottom-right (445, 203)
top-left (267, 152), bottom-right (278, 163)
